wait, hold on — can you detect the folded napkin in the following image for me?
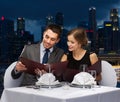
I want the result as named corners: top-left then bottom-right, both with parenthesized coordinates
top-left (72, 72), bottom-right (96, 85)
top-left (36, 73), bottom-right (59, 85)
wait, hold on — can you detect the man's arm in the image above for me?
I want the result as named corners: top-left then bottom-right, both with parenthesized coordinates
top-left (11, 61), bottom-right (27, 79)
top-left (11, 67), bottom-right (22, 79)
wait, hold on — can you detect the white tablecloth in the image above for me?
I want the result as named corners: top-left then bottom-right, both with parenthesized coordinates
top-left (1, 86), bottom-right (120, 102)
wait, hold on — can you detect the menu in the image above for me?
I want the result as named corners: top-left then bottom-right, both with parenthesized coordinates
top-left (19, 57), bottom-right (68, 75)
top-left (19, 57), bottom-right (101, 82)
top-left (88, 60), bottom-right (101, 74)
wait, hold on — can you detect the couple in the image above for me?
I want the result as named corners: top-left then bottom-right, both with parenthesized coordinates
top-left (11, 24), bottom-right (101, 86)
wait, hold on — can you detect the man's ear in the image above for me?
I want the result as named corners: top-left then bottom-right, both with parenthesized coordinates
top-left (56, 38), bottom-right (60, 43)
top-left (43, 32), bottom-right (45, 38)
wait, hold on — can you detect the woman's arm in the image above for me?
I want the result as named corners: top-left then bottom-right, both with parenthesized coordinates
top-left (61, 54), bottom-right (67, 62)
top-left (90, 53), bottom-right (102, 82)
top-left (90, 53), bottom-right (98, 65)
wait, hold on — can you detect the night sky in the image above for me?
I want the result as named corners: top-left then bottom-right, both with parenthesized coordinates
top-left (0, 0), bottom-right (120, 41)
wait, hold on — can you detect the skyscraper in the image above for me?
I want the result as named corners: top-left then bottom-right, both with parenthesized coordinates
top-left (46, 15), bottom-right (54, 25)
top-left (89, 7), bottom-right (97, 31)
top-left (55, 12), bottom-right (68, 52)
top-left (103, 21), bottom-right (113, 52)
top-left (88, 7), bottom-right (97, 52)
top-left (110, 8), bottom-right (119, 31)
top-left (110, 8), bottom-right (120, 52)
top-left (0, 16), bottom-right (14, 62)
top-left (17, 17), bottom-right (25, 36)
top-left (13, 17), bottom-right (34, 61)
top-left (55, 12), bottom-right (64, 28)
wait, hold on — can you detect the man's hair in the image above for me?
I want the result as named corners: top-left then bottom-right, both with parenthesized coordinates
top-left (45, 24), bottom-right (62, 38)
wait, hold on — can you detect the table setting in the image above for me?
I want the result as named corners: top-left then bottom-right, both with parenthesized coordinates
top-left (26, 70), bottom-right (98, 90)
top-left (1, 71), bottom-right (120, 102)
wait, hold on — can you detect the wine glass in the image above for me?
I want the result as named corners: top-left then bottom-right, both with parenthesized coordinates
top-left (79, 64), bottom-right (88, 72)
top-left (36, 71), bottom-right (42, 80)
top-left (45, 64), bottom-right (52, 89)
top-left (36, 70), bottom-right (42, 90)
top-left (88, 70), bottom-right (96, 88)
top-left (79, 64), bottom-right (88, 89)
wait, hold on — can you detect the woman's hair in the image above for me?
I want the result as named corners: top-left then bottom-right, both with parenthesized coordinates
top-left (67, 27), bottom-right (88, 46)
top-left (45, 24), bottom-right (62, 38)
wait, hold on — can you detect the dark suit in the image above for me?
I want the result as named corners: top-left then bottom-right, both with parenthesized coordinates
top-left (11, 42), bottom-right (64, 86)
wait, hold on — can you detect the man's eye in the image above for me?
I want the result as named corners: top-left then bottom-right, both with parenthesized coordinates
top-left (45, 35), bottom-right (49, 39)
top-left (51, 38), bottom-right (56, 41)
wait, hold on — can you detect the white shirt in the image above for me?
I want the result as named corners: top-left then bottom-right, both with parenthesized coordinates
top-left (40, 42), bottom-right (53, 63)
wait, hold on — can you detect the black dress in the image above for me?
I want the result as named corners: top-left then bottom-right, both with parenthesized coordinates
top-left (67, 51), bottom-right (91, 70)
top-left (63, 51), bottom-right (92, 82)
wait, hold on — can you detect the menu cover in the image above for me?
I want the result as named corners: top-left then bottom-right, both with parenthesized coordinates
top-left (63, 60), bottom-right (101, 82)
top-left (19, 57), bottom-right (68, 75)
top-left (88, 60), bottom-right (102, 74)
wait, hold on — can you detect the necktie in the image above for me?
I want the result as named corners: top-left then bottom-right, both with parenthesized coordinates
top-left (42, 49), bottom-right (50, 64)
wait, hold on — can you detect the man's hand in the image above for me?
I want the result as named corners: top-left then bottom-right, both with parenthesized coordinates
top-left (34, 68), bottom-right (47, 76)
top-left (15, 61), bottom-right (27, 72)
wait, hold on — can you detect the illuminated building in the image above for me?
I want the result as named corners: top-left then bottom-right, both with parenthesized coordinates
top-left (0, 16), bottom-right (14, 62)
top-left (110, 8), bottom-right (120, 52)
top-left (17, 17), bottom-right (25, 36)
top-left (88, 7), bottom-right (97, 52)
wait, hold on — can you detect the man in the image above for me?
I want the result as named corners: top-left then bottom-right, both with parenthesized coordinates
top-left (11, 24), bottom-right (65, 86)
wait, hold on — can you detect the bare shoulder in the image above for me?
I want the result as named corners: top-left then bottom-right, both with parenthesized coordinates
top-left (61, 54), bottom-right (67, 62)
top-left (90, 52), bottom-right (98, 65)
top-left (90, 52), bottom-right (98, 58)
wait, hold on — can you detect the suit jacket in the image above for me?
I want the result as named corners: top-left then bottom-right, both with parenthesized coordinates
top-left (12, 42), bottom-right (64, 86)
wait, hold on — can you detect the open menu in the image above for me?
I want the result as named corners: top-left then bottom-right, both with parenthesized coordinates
top-left (19, 57), bottom-right (68, 75)
top-left (62, 60), bottom-right (101, 82)
top-left (19, 57), bottom-right (101, 82)
top-left (88, 59), bottom-right (101, 74)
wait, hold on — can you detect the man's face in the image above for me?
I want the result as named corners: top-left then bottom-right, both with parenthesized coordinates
top-left (42, 29), bottom-right (60, 49)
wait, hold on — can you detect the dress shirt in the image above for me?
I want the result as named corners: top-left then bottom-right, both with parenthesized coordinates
top-left (40, 42), bottom-right (53, 63)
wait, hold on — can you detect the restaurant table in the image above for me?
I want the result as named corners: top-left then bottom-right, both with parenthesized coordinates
top-left (1, 85), bottom-right (120, 102)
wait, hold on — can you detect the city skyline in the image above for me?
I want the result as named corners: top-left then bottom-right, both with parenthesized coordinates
top-left (0, 0), bottom-right (120, 41)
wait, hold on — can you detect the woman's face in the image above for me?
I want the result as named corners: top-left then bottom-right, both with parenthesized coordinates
top-left (67, 34), bottom-right (81, 51)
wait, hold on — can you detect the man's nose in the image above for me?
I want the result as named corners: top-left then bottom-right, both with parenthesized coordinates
top-left (47, 39), bottom-right (51, 43)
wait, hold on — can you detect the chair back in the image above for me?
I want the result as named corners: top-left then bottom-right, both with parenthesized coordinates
top-left (4, 61), bottom-right (24, 88)
top-left (99, 60), bottom-right (117, 87)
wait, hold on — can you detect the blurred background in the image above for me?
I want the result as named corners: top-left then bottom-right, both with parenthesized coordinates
top-left (0, 0), bottom-right (120, 97)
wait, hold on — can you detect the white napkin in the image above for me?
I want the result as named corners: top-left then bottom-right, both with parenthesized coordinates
top-left (36, 73), bottom-right (59, 85)
top-left (72, 72), bottom-right (96, 85)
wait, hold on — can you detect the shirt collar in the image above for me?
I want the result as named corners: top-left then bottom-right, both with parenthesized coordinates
top-left (41, 42), bottom-right (53, 53)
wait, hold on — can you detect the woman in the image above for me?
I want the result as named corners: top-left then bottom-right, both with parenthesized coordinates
top-left (61, 27), bottom-right (101, 83)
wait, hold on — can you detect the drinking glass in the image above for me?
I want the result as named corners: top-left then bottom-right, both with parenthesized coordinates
top-left (46, 64), bottom-right (52, 89)
top-left (36, 71), bottom-right (42, 80)
top-left (79, 64), bottom-right (88, 89)
top-left (62, 81), bottom-right (69, 90)
top-left (88, 70), bottom-right (96, 79)
top-left (79, 64), bottom-right (88, 72)
top-left (88, 70), bottom-right (96, 88)
top-left (36, 70), bottom-right (42, 90)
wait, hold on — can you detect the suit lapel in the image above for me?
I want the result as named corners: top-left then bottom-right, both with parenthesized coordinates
top-left (48, 46), bottom-right (57, 63)
top-left (34, 43), bottom-right (40, 62)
